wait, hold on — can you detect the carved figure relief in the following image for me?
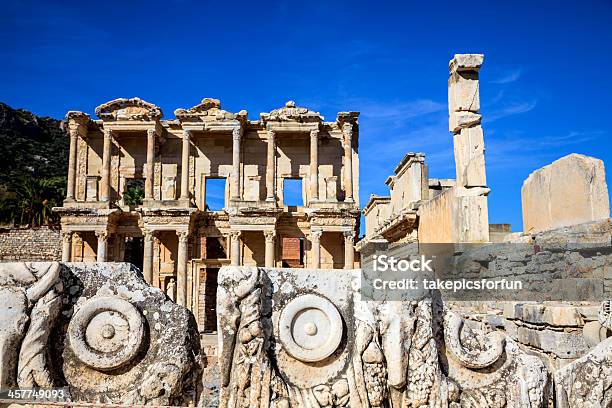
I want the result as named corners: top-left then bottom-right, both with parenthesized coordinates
top-left (217, 266), bottom-right (551, 408)
top-left (0, 262), bottom-right (201, 405)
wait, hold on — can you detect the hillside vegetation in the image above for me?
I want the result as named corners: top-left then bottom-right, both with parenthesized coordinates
top-left (0, 102), bottom-right (68, 227)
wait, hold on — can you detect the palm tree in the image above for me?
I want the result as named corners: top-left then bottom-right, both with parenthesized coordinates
top-left (11, 176), bottom-right (65, 227)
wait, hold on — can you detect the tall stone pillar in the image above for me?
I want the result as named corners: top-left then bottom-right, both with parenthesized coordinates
top-left (66, 129), bottom-right (79, 200)
top-left (266, 129), bottom-right (276, 202)
top-left (311, 229), bottom-right (322, 269)
top-left (145, 129), bottom-right (156, 200)
top-left (264, 230), bottom-right (276, 267)
top-left (231, 126), bottom-right (241, 200)
top-left (96, 231), bottom-right (108, 262)
top-left (343, 231), bottom-right (355, 269)
top-left (342, 123), bottom-right (354, 202)
top-left (448, 54), bottom-right (490, 242)
top-left (143, 229), bottom-right (155, 284)
top-left (176, 230), bottom-right (189, 306)
top-left (61, 231), bottom-right (72, 262)
top-left (180, 129), bottom-right (191, 202)
top-left (230, 230), bottom-right (241, 266)
top-left (310, 129), bottom-right (319, 202)
top-left (100, 128), bottom-right (113, 202)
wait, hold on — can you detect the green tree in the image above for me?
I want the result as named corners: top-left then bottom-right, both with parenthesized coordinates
top-left (123, 179), bottom-right (144, 206)
top-left (5, 176), bottom-right (66, 227)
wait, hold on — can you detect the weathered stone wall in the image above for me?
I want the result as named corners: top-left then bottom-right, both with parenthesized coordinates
top-left (447, 219), bottom-right (612, 370)
top-left (0, 227), bottom-right (61, 261)
top-left (417, 187), bottom-right (456, 243)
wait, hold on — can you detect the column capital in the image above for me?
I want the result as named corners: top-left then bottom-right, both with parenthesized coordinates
top-left (310, 129), bottom-right (319, 138)
top-left (147, 128), bottom-right (156, 137)
top-left (232, 126), bottom-right (242, 141)
top-left (267, 128), bottom-right (276, 138)
top-left (182, 129), bottom-right (191, 140)
top-left (229, 230), bottom-right (242, 239)
top-left (61, 231), bottom-right (73, 243)
top-left (103, 128), bottom-right (113, 139)
top-left (95, 230), bottom-right (108, 240)
top-left (176, 230), bottom-right (189, 243)
top-left (311, 229), bottom-right (323, 241)
top-left (343, 230), bottom-right (355, 242)
top-left (69, 128), bottom-right (79, 139)
top-left (342, 122), bottom-right (353, 133)
top-left (143, 228), bottom-right (156, 240)
top-left (264, 230), bottom-right (276, 242)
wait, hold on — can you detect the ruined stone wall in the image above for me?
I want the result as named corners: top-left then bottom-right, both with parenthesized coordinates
top-left (417, 187), bottom-right (456, 243)
top-left (0, 227), bottom-right (61, 261)
top-left (446, 219), bottom-right (612, 369)
top-left (364, 198), bottom-right (390, 239)
top-left (446, 219), bottom-right (612, 298)
top-left (389, 153), bottom-right (426, 215)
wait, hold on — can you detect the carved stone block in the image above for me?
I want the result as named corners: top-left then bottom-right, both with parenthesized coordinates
top-left (217, 266), bottom-right (551, 408)
top-left (0, 262), bottom-right (201, 406)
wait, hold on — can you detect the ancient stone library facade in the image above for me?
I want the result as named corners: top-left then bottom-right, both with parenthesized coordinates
top-left (55, 99), bottom-right (360, 331)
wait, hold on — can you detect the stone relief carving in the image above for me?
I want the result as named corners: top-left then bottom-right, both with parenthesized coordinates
top-left (598, 299), bottom-right (612, 330)
top-left (217, 266), bottom-right (551, 408)
top-left (0, 262), bottom-right (61, 390)
top-left (0, 262), bottom-right (201, 406)
top-left (174, 98), bottom-right (247, 122)
top-left (95, 97), bottom-right (163, 121)
top-left (261, 101), bottom-right (324, 123)
top-left (555, 328), bottom-right (612, 407)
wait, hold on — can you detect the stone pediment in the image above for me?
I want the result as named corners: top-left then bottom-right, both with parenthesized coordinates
top-left (261, 101), bottom-right (323, 123)
top-left (174, 98), bottom-right (247, 122)
top-left (65, 111), bottom-right (91, 123)
top-left (95, 97), bottom-right (162, 121)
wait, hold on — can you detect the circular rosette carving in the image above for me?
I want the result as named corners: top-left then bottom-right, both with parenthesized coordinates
top-left (68, 296), bottom-right (145, 371)
top-left (279, 294), bottom-right (343, 363)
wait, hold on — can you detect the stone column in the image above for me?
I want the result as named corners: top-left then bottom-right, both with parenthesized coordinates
top-left (96, 231), bottom-right (108, 262)
top-left (176, 230), bottom-right (189, 306)
top-left (266, 129), bottom-right (276, 202)
top-left (61, 231), bottom-right (72, 262)
top-left (343, 231), bottom-right (355, 269)
top-left (100, 128), bottom-right (113, 202)
top-left (116, 234), bottom-right (126, 262)
top-left (264, 230), bottom-right (276, 267)
top-left (310, 129), bottom-right (319, 202)
top-left (231, 126), bottom-right (241, 200)
top-left (145, 129), bottom-right (156, 200)
top-left (143, 229), bottom-right (155, 284)
top-left (311, 229), bottom-right (322, 269)
top-left (66, 129), bottom-right (78, 200)
top-left (449, 54), bottom-right (487, 189)
top-left (153, 236), bottom-right (161, 288)
top-left (180, 129), bottom-right (191, 202)
top-left (342, 123), bottom-right (354, 202)
top-left (230, 230), bottom-right (241, 266)
top-left (448, 54), bottom-right (490, 242)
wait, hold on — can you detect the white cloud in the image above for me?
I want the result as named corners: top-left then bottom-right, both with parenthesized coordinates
top-left (487, 100), bottom-right (537, 122)
top-left (490, 68), bottom-right (523, 84)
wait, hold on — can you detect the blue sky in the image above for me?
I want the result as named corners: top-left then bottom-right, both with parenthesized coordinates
top-left (2, 0), bottom-right (611, 233)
